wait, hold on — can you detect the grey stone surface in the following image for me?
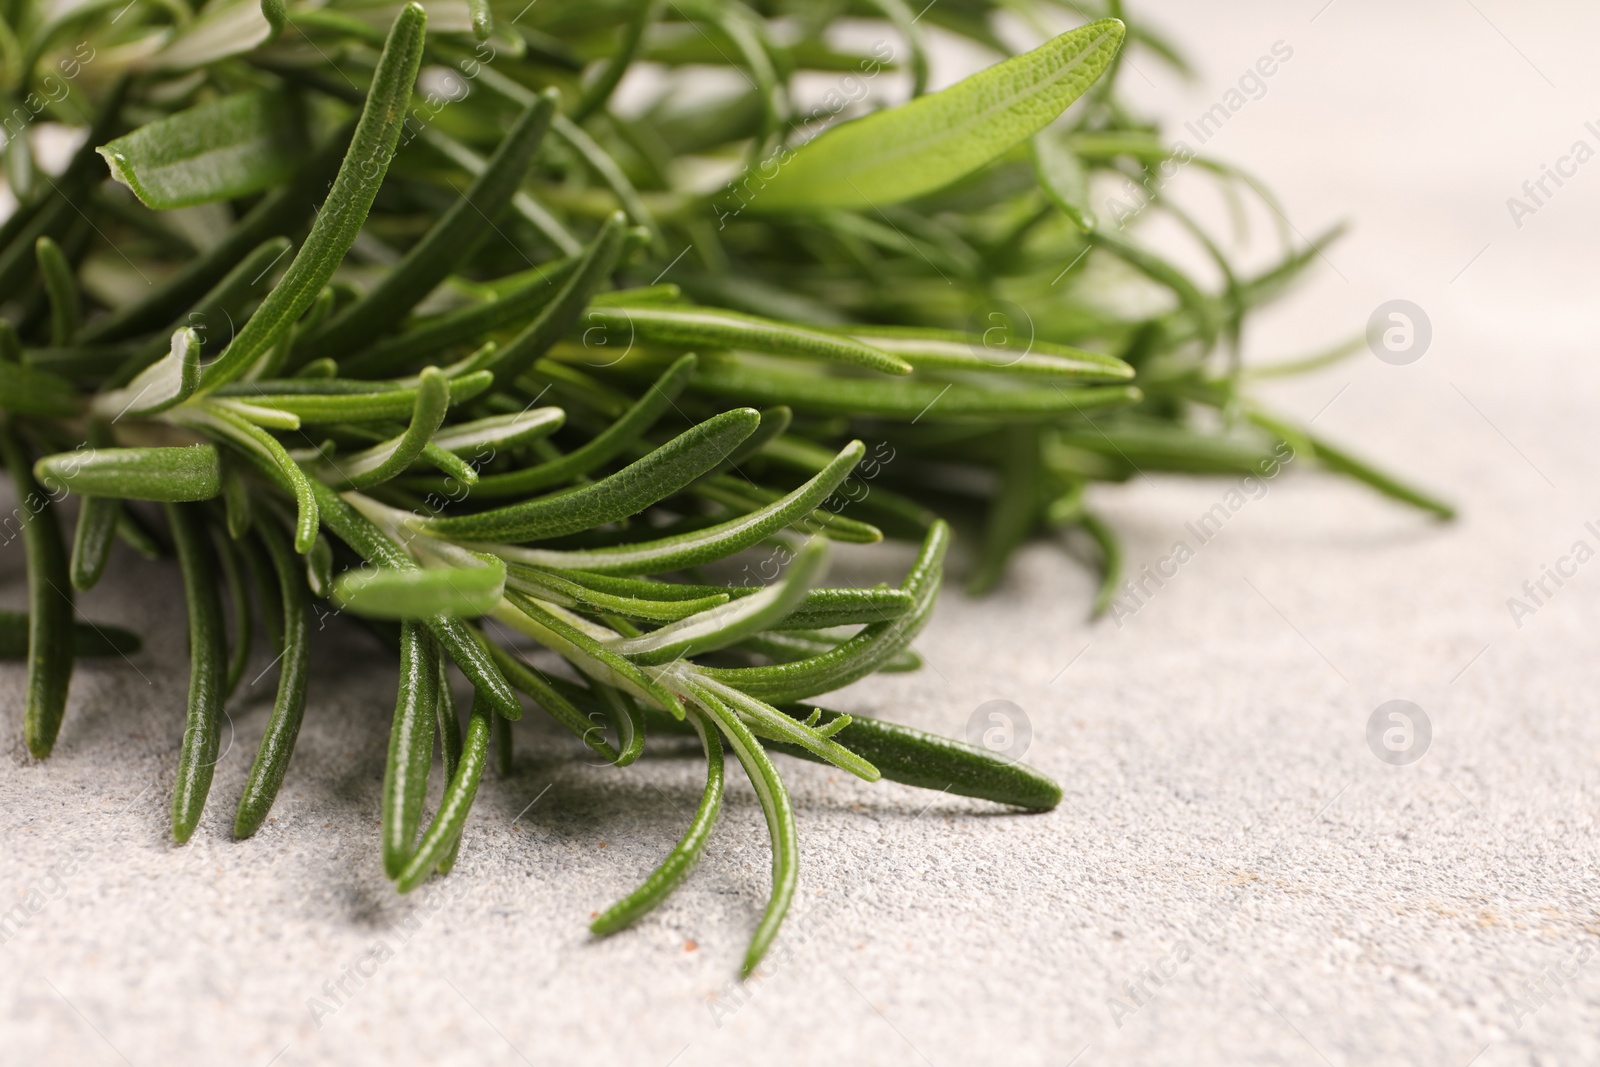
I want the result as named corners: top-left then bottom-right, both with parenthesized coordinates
top-left (4, 3), bottom-right (1600, 1065)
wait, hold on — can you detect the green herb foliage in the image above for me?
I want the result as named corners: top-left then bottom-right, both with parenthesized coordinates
top-left (0, 0), bottom-right (1446, 974)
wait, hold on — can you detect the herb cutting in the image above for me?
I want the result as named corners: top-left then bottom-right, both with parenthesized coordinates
top-left (0, 0), bottom-right (1448, 975)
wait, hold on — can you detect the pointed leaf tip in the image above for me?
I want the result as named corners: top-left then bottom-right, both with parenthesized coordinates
top-left (752, 18), bottom-right (1125, 210)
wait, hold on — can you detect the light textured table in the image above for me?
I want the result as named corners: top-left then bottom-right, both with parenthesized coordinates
top-left (5, 3), bottom-right (1599, 1065)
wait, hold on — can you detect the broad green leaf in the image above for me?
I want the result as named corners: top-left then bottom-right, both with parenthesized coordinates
top-left (35, 445), bottom-right (221, 502)
top-left (99, 91), bottom-right (307, 210)
top-left (753, 19), bottom-right (1124, 210)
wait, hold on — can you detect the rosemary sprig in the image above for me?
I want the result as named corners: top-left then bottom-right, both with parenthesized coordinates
top-left (0, 0), bottom-right (1448, 974)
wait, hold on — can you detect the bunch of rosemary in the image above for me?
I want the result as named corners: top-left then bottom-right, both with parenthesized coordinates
top-left (0, 0), bottom-right (1447, 973)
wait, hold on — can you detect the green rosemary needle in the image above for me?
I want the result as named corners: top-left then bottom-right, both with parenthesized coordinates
top-left (0, 423), bottom-right (73, 759)
top-left (166, 501), bottom-right (226, 844)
